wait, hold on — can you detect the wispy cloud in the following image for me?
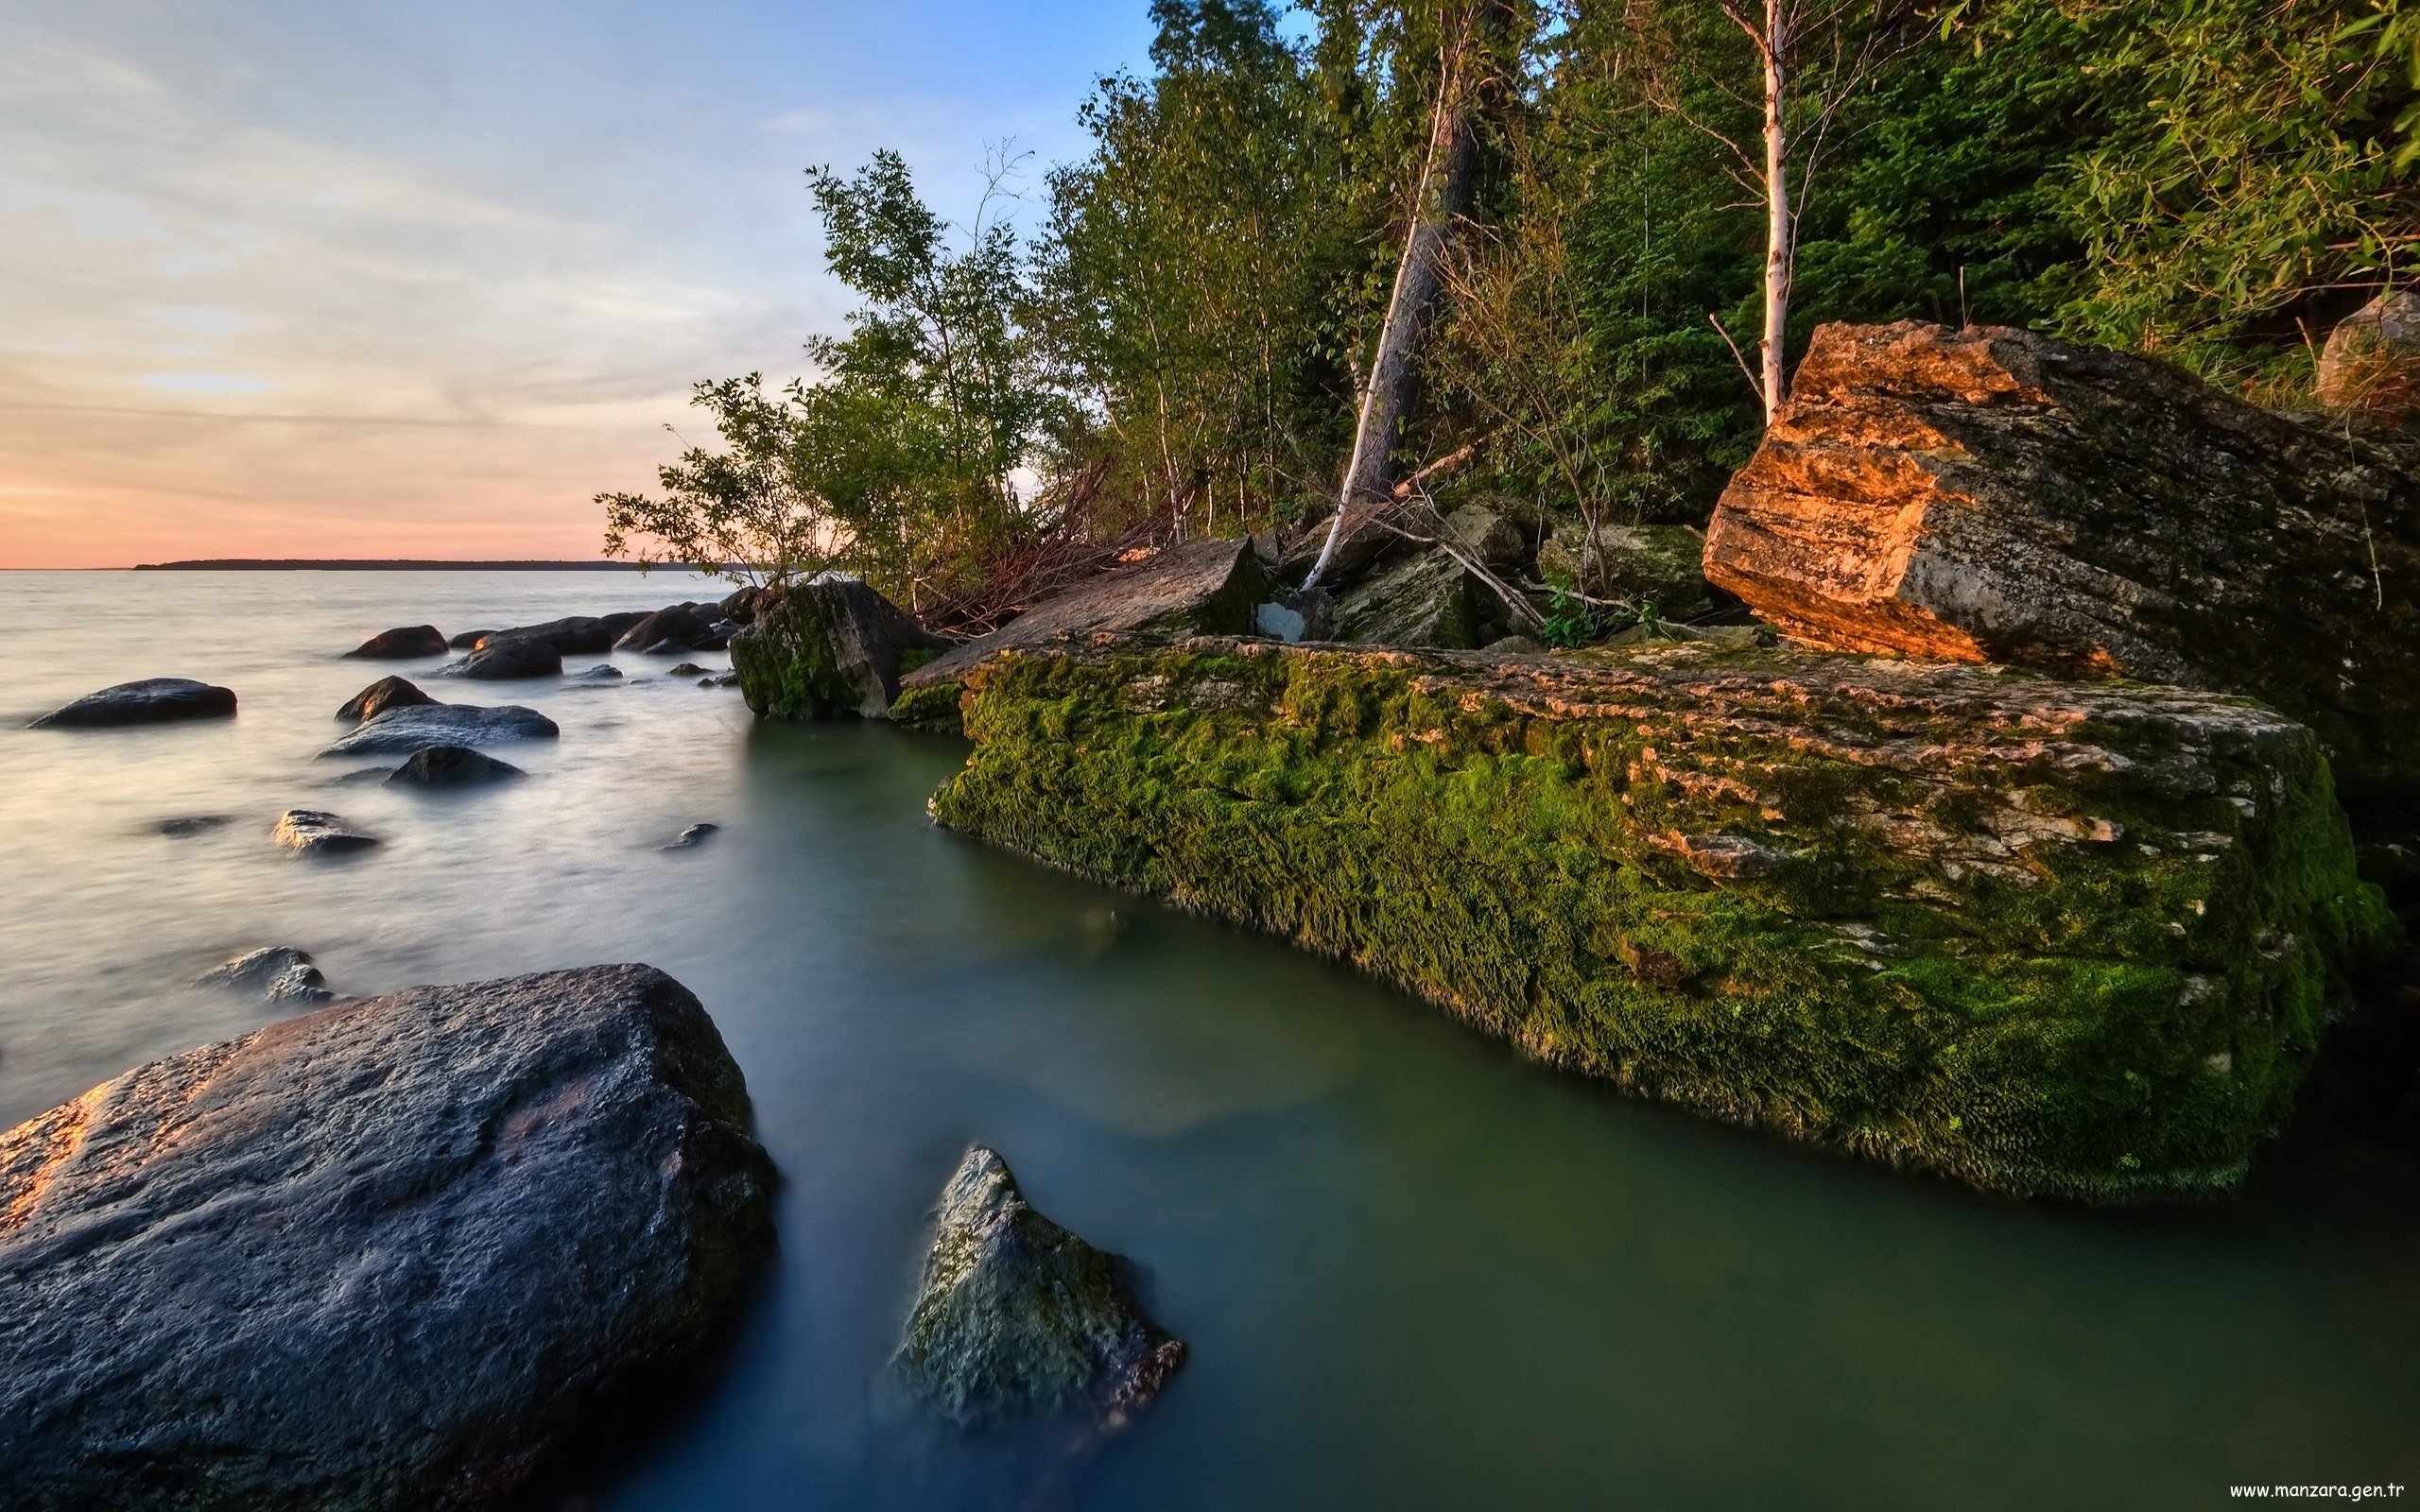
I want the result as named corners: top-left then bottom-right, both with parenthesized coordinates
top-left (0, 0), bottom-right (1150, 566)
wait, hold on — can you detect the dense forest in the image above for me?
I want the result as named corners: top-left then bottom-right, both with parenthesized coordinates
top-left (603, 0), bottom-right (2420, 624)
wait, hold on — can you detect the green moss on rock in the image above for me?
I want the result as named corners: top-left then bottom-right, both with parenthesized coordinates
top-left (929, 640), bottom-right (2399, 1201)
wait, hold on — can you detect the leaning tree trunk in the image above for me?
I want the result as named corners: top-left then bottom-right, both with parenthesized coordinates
top-left (1301, 12), bottom-right (1497, 592)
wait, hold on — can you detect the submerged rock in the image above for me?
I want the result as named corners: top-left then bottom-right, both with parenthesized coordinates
top-left (194, 945), bottom-right (332, 1005)
top-left (344, 625), bottom-right (447, 660)
top-left (0, 963), bottom-right (776, 1512)
top-left (907, 539), bottom-right (1269, 692)
top-left (929, 638), bottom-right (2400, 1201)
top-left (732, 575), bottom-right (948, 720)
top-left (31, 678), bottom-right (235, 729)
top-left (320, 701), bottom-right (559, 757)
top-left (459, 636), bottom-right (563, 680)
top-left (271, 809), bottom-right (379, 854)
top-left (156, 815), bottom-right (233, 837)
top-left (387, 745), bottom-right (525, 787)
top-left (662, 822), bottom-right (718, 850)
top-left (337, 675), bottom-right (439, 723)
top-left (895, 1146), bottom-right (1184, 1432)
top-left (1703, 320), bottom-right (2420, 824)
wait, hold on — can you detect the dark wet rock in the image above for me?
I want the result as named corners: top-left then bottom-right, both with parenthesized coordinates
top-left (194, 945), bottom-right (332, 1005)
top-left (31, 679), bottom-right (236, 730)
top-left (1333, 548), bottom-right (1478, 648)
top-left (320, 701), bottom-right (559, 757)
top-left (662, 823), bottom-right (718, 850)
top-left (615, 605), bottom-right (717, 654)
top-left (906, 540), bottom-right (1266, 692)
top-left (155, 815), bottom-right (233, 837)
top-left (0, 963), bottom-right (776, 1512)
top-left (449, 628), bottom-right (498, 650)
top-left (2319, 289), bottom-right (2420, 424)
top-left (271, 809), bottom-right (379, 854)
top-left (668, 662), bottom-right (710, 678)
top-left (344, 625), bottom-right (447, 660)
top-left (478, 612), bottom-right (650, 656)
top-left (337, 675), bottom-right (439, 723)
top-left (1278, 500), bottom-right (1395, 584)
top-left (459, 636), bottom-right (564, 680)
top-left (1538, 523), bottom-right (1712, 617)
top-left (701, 673), bottom-right (738, 689)
top-left (718, 586), bottom-right (777, 625)
top-left (575, 663), bottom-right (624, 680)
top-left (734, 576), bottom-right (950, 720)
top-left (387, 745), bottom-right (526, 788)
top-left (1703, 319), bottom-right (2420, 824)
top-left (895, 1146), bottom-right (1184, 1432)
top-left (328, 765), bottom-right (397, 786)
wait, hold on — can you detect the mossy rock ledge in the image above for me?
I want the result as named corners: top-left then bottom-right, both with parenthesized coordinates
top-left (929, 638), bottom-right (2399, 1201)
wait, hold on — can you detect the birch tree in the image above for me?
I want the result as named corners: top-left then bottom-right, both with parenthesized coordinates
top-left (1640, 0), bottom-right (1900, 423)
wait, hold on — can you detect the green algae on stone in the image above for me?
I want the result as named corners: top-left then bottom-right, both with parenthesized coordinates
top-left (729, 576), bottom-right (943, 720)
top-left (928, 639), bottom-right (2399, 1202)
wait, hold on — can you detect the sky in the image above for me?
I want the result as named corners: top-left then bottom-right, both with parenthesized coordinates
top-left (0, 0), bottom-right (1165, 567)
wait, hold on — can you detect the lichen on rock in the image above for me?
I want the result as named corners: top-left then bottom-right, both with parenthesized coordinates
top-left (927, 638), bottom-right (2398, 1201)
top-left (729, 574), bottom-right (945, 720)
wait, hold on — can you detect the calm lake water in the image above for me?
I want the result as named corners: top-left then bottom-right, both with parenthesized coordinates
top-left (2, 569), bottom-right (2416, 1510)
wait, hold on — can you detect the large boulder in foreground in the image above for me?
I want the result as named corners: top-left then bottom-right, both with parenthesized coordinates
top-left (1703, 321), bottom-right (2420, 825)
top-left (905, 538), bottom-right (1270, 692)
top-left (896, 1146), bottom-right (1184, 1432)
top-left (931, 639), bottom-right (2398, 1201)
top-left (346, 625), bottom-right (448, 660)
top-left (31, 678), bottom-right (235, 729)
top-left (0, 964), bottom-right (775, 1512)
top-left (730, 575), bottom-right (947, 720)
top-left (320, 701), bottom-right (559, 757)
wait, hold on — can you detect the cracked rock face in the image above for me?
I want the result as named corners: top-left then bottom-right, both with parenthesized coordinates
top-left (0, 964), bottom-right (776, 1512)
top-left (1703, 320), bottom-right (2420, 825)
top-left (896, 1146), bottom-right (1184, 1432)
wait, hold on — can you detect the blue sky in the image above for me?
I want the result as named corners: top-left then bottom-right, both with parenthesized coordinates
top-left (0, 0), bottom-right (1168, 565)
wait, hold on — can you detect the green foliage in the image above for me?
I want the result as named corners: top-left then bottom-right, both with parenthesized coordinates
top-left (598, 373), bottom-right (830, 588)
top-left (932, 642), bottom-right (2398, 1199)
top-left (607, 152), bottom-right (1053, 607)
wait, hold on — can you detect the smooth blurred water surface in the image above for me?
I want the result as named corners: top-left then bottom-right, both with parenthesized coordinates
top-left (2, 569), bottom-right (2415, 1511)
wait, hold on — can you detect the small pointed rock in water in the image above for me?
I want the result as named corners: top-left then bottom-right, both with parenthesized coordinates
top-left (662, 822), bottom-right (718, 850)
top-left (575, 663), bottom-right (624, 680)
top-left (895, 1146), bottom-right (1184, 1432)
top-left (668, 662), bottom-right (709, 678)
top-left (387, 745), bottom-right (525, 787)
top-left (271, 809), bottom-right (379, 854)
top-left (194, 945), bottom-right (333, 1004)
